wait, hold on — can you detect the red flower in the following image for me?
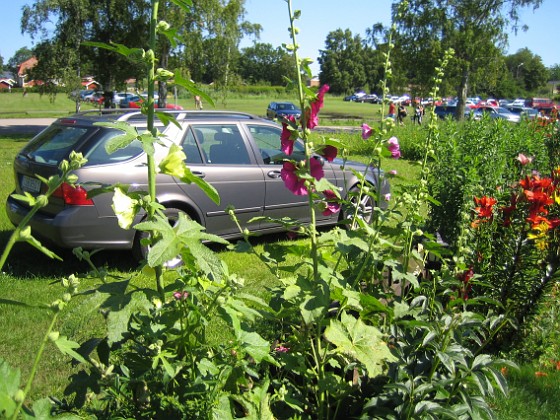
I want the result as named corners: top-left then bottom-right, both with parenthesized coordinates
top-left (307, 84), bottom-right (329, 129)
top-left (281, 115), bottom-right (297, 155)
top-left (321, 189), bottom-right (341, 216)
top-left (362, 123), bottom-right (373, 140)
top-left (320, 145), bottom-right (337, 162)
top-left (473, 196), bottom-right (497, 219)
top-left (280, 158), bottom-right (324, 196)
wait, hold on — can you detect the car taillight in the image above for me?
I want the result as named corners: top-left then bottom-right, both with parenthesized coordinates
top-left (53, 182), bottom-right (93, 205)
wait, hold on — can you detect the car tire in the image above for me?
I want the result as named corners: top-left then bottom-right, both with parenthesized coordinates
top-left (342, 186), bottom-right (375, 227)
top-left (132, 207), bottom-right (190, 268)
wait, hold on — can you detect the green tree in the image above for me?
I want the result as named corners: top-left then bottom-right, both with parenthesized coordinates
top-left (7, 47), bottom-right (34, 75)
top-left (318, 29), bottom-right (369, 95)
top-left (506, 48), bottom-right (548, 94)
top-left (21, 0), bottom-right (151, 106)
top-left (238, 42), bottom-right (294, 85)
top-left (394, 0), bottom-right (543, 119)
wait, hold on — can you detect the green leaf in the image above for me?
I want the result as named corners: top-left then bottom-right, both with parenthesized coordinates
top-left (19, 228), bottom-right (63, 261)
top-left (53, 335), bottom-right (88, 364)
top-left (212, 394), bottom-right (234, 420)
top-left (173, 72), bottom-right (215, 108)
top-left (324, 312), bottom-right (397, 377)
top-left (236, 330), bottom-right (272, 364)
top-left (155, 111), bottom-right (181, 128)
top-left (82, 41), bottom-right (145, 62)
top-left (169, 0), bottom-right (193, 10)
top-left (0, 359), bottom-right (20, 417)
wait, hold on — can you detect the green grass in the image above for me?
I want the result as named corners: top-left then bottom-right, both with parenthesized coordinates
top-left (0, 91), bottom-right (389, 123)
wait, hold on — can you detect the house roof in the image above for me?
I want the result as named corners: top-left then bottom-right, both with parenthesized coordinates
top-left (17, 57), bottom-right (38, 76)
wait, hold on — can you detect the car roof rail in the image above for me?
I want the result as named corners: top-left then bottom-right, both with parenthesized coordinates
top-left (71, 109), bottom-right (262, 123)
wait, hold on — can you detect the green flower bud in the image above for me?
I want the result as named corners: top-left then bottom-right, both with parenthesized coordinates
top-left (48, 331), bottom-right (60, 342)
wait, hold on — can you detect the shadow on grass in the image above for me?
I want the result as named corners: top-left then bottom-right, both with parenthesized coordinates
top-left (0, 230), bottom-right (138, 278)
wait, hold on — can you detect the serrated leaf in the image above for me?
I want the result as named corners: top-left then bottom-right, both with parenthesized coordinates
top-left (155, 110), bottom-right (181, 128)
top-left (54, 336), bottom-right (88, 364)
top-left (236, 330), bottom-right (272, 364)
top-left (324, 312), bottom-right (396, 377)
top-left (0, 358), bottom-right (21, 397)
top-left (212, 394), bottom-right (234, 420)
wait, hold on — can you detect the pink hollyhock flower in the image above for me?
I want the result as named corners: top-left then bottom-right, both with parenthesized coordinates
top-left (281, 115), bottom-right (296, 155)
top-left (388, 170), bottom-right (398, 175)
top-left (309, 156), bottom-right (325, 181)
top-left (274, 345), bottom-right (290, 353)
top-left (517, 153), bottom-right (533, 165)
top-left (384, 193), bottom-right (391, 201)
top-left (362, 123), bottom-right (373, 140)
top-left (280, 159), bottom-right (324, 196)
top-left (322, 189), bottom-right (341, 216)
top-left (173, 291), bottom-right (189, 300)
top-left (307, 84), bottom-right (330, 129)
top-left (320, 145), bottom-right (337, 162)
top-left (281, 162), bottom-right (307, 195)
top-left (387, 136), bottom-right (401, 159)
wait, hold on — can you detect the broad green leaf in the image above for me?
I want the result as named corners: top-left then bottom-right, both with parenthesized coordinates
top-left (181, 169), bottom-right (220, 205)
top-left (155, 110), bottom-right (181, 128)
top-left (212, 394), bottom-right (234, 420)
top-left (82, 41), bottom-right (145, 62)
top-left (324, 312), bottom-right (396, 377)
top-left (54, 335), bottom-right (88, 364)
top-left (236, 330), bottom-right (272, 364)
top-left (173, 72), bottom-right (215, 107)
top-left (0, 359), bottom-right (21, 400)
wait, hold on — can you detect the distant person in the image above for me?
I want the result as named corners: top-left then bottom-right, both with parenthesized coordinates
top-left (397, 103), bottom-right (407, 125)
top-left (388, 101), bottom-right (396, 119)
top-left (414, 104), bottom-right (424, 125)
top-left (194, 95), bottom-right (203, 110)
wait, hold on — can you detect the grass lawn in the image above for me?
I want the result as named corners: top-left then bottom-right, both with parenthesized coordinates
top-left (0, 91), bottom-right (388, 124)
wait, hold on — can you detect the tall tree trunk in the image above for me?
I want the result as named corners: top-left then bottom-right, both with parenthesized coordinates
top-left (456, 67), bottom-right (469, 121)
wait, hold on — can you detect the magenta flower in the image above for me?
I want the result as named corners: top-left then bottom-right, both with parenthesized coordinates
top-left (320, 145), bottom-right (337, 162)
top-left (388, 170), bottom-right (398, 176)
top-left (281, 115), bottom-right (296, 155)
top-left (362, 123), bottom-right (373, 140)
top-left (387, 136), bottom-right (401, 159)
top-left (307, 84), bottom-right (330, 129)
top-left (384, 193), bottom-right (391, 202)
top-left (322, 189), bottom-right (341, 216)
top-left (274, 345), bottom-right (290, 353)
top-left (281, 162), bottom-right (307, 195)
top-left (173, 291), bottom-right (189, 300)
top-left (280, 159), bottom-right (324, 196)
top-left (517, 153), bottom-right (533, 165)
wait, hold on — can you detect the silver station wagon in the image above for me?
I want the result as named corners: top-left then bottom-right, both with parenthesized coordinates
top-left (6, 110), bottom-right (389, 261)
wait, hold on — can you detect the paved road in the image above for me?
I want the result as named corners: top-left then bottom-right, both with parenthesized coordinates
top-left (0, 118), bottom-right (56, 136)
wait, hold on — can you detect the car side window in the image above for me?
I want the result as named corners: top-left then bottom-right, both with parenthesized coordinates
top-left (191, 124), bottom-right (250, 165)
top-left (180, 128), bottom-right (204, 164)
top-left (247, 124), bottom-right (305, 165)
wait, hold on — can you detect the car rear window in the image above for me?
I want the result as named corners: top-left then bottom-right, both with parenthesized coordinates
top-left (19, 123), bottom-right (145, 166)
top-left (20, 125), bottom-right (92, 165)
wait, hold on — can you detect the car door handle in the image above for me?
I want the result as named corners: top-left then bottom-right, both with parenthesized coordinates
top-left (191, 171), bottom-right (206, 178)
top-left (267, 170), bottom-right (281, 179)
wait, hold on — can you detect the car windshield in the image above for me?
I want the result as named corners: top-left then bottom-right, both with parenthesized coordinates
top-left (278, 103), bottom-right (295, 110)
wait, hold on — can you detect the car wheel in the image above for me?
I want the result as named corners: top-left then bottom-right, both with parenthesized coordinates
top-left (132, 207), bottom-right (190, 268)
top-left (343, 186), bottom-right (375, 227)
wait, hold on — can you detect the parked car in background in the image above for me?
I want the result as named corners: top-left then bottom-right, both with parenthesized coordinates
top-left (119, 95), bottom-right (141, 108)
top-left (509, 98), bottom-right (526, 109)
top-left (434, 105), bottom-right (472, 120)
top-left (266, 102), bottom-right (302, 120)
top-left (473, 106), bottom-right (520, 123)
top-left (113, 92), bottom-right (136, 106)
top-left (6, 110), bottom-right (389, 265)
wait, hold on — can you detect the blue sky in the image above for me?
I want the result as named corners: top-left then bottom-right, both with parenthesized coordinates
top-left (1, 0), bottom-right (558, 76)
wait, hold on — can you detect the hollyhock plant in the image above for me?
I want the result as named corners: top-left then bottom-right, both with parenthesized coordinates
top-left (321, 189), bottom-right (341, 216)
top-left (281, 115), bottom-right (297, 155)
top-left (281, 158), bottom-right (324, 196)
top-left (362, 123), bottom-right (373, 140)
top-left (387, 136), bottom-right (401, 159)
top-left (307, 84), bottom-right (329, 129)
top-left (320, 145), bottom-right (338, 162)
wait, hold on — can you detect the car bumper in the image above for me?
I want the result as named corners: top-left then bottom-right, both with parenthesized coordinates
top-left (6, 195), bottom-right (136, 250)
